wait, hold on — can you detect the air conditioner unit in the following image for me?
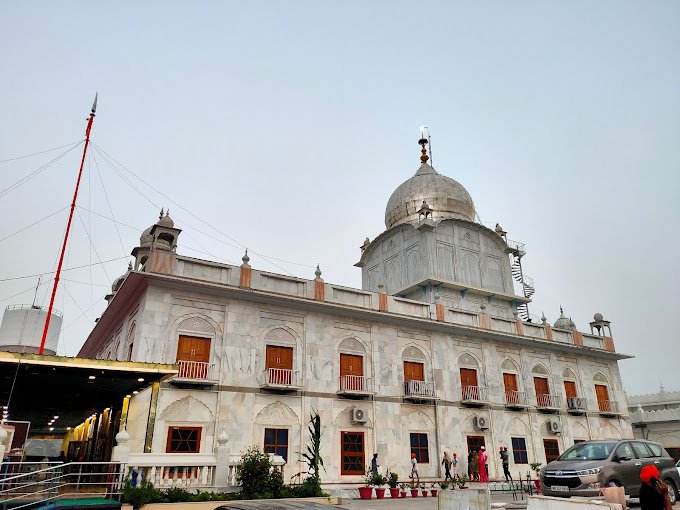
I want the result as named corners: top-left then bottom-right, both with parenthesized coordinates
top-left (548, 420), bottom-right (562, 434)
top-left (473, 415), bottom-right (489, 430)
top-left (351, 407), bottom-right (368, 424)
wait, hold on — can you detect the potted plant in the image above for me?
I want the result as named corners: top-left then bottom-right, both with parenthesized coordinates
top-left (439, 481), bottom-right (450, 491)
top-left (373, 471), bottom-right (387, 499)
top-left (387, 470), bottom-right (400, 498)
top-left (409, 480), bottom-right (419, 498)
top-left (455, 474), bottom-right (469, 489)
top-left (399, 483), bottom-right (408, 498)
top-left (530, 462), bottom-right (542, 493)
top-left (359, 470), bottom-right (374, 500)
top-left (420, 483), bottom-right (428, 497)
top-left (430, 482), bottom-right (439, 497)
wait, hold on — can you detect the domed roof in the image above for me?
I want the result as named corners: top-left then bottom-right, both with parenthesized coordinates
top-left (554, 307), bottom-right (576, 331)
top-left (385, 163), bottom-right (476, 229)
top-left (140, 226), bottom-right (153, 246)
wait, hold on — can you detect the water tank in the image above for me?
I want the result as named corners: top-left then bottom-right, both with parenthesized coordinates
top-left (0, 305), bottom-right (62, 355)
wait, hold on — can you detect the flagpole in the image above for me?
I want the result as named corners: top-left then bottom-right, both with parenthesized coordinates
top-left (39, 95), bottom-right (98, 355)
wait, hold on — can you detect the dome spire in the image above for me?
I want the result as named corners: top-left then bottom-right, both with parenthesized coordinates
top-left (418, 135), bottom-right (429, 164)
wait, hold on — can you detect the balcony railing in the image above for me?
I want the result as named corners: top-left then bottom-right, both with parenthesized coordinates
top-left (338, 375), bottom-right (373, 394)
top-left (597, 400), bottom-right (619, 414)
top-left (262, 368), bottom-right (300, 388)
top-left (504, 390), bottom-right (529, 407)
top-left (460, 385), bottom-right (488, 403)
top-left (176, 360), bottom-right (217, 382)
top-left (403, 380), bottom-right (436, 399)
top-left (535, 393), bottom-right (562, 408)
top-left (567, 396), bottom-right (588, 412)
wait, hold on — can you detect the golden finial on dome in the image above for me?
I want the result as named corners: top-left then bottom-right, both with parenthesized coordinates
top-left (418, 136), bottom-right (429, 164)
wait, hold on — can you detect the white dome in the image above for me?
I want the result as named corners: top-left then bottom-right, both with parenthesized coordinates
top-left (385, 163), bottom-right (476, 229)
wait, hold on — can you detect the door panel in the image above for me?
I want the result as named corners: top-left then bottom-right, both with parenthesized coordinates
top-left (564, 381), bottom-right (577, 399)
top-left (595, 384), bottom-right (610, 411)
top-left (461, 368), bottom-right (479, 399)
top-left (404, 361), bottom-right (424, 381)
top-left (534, 377), bottom-right (550, 403)
top-left (176, 336), bottom-right (194, 361)
top-left (613, 442), bottom-right (638, 492)
top-left (340, 353), bottom-right (364, 391)
top-left (504, 373), bottom-right (518, 403)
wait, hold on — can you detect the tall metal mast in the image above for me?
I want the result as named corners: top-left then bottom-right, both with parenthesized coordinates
top-left (38, 95), bottom-right (97, 354)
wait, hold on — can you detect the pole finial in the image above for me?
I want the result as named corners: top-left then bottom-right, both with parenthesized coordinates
top-left (418, 136), bottom-right (429, 164)
top-left (91, 93), bottom-right (98, 114)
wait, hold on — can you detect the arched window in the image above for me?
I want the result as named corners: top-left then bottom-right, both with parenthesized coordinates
top-left (501, 359), bottom-right (522, 405)
top-left (593, 373), bottom-right (613, 413)
top-left (126, 322), bottom-right (136, 361)
top-left (402, 346), bottom-right (433, 398)
top-left (338, 337), bottom-right (367, 393)
top-left (459, 353), bottom-right (483, 401)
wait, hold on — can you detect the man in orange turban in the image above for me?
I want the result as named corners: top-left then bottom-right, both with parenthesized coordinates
top-left (639, 465), bottom-right (672, 510)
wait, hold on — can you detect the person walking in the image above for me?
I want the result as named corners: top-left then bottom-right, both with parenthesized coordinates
top-left (500, 447), bottom-right (512, 482)
top-left (451, 452), bottom-right (458, 478)
top-left (478, 446), bottom-right (488, 483)
top-left (410, 453), bottom-right (420, 483)
top-left (371, 453), bottom-right (379, 476)
top-left (442, 451), bottom-right (453, 481)
top-left (639, 465), bottom-right (672, 510)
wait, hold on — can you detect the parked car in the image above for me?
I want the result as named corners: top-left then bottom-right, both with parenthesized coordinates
top-left (540, 439), bottom-right (680, 503)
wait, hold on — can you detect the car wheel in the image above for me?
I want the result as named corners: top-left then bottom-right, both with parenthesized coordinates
top-left (664, 479), bottom-right (677, 505)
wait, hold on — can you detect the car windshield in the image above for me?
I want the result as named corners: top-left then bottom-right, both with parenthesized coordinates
top-left (558, 442), bottom-right (617, 461)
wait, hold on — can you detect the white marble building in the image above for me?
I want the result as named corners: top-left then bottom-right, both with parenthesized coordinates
top-left (78, 142), bottom-right (633, 484)
top-left (628, 387), bottom-right (680, 461)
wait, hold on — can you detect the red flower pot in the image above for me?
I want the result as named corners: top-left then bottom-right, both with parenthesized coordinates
top-left (359, 487), bottom-right (373, 499)
top-left (431, 490), bottom-right (438, 497)
top-left (534, 480), bottom-right (541, 494)
top-left (399, 491), bottom-right (407, 498)
top-left (375, 488), bottom-right (386, 499)
top-left (389, 488), bottom-right (400, 498)
top-left (410, 489), bottom-right (419, 498)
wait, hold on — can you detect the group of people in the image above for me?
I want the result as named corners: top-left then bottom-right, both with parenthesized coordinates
top-left (441, 445), bottom-right (513, 483)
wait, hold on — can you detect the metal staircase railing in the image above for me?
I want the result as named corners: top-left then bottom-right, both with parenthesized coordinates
top-left (0, 462), bottom-right (124, 510)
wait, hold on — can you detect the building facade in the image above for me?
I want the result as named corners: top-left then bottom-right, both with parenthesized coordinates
top-left (628, 387), bottom-right (680, 461)
top-left (78, 144), bottom-right (633, 483)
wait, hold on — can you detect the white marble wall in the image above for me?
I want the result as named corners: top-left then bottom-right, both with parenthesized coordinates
top-left (116, 284), bottom-right (632, 483)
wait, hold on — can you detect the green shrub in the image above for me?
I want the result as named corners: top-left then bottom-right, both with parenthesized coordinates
top-left (121, 478), bottom-right (165, 509)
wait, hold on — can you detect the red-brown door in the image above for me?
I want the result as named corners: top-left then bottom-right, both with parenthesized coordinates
top-left (404, 361), bottom-right (425, 381)
top-left (564, 381), bottom-right (577, 399)
top-left (503, 373), bottom-right (519, 403)
top-left (340, 353), bottom-right (364, 391)
top-left (461, 368), bottom-right (479, 399)
top-left (177, 335), bottom-right (211, 378)
top-left (595, 384), bottom-right (610, 412)
top-left (534, 377), bottom-right (550, 406)
top-left (266, 345), bottom-right (294, 384)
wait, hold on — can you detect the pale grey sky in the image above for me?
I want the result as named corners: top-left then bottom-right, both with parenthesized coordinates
top-left (0, 1), bottom-right (678, 395)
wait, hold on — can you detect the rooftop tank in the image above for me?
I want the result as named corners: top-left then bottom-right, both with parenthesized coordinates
top-left (0, 305), bottom-right (62, 355)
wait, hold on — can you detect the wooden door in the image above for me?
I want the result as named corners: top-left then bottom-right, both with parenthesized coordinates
top-left (503, 373), bottom-right (519, 403)
top-left (564, 381), bottom-right (577, 399)
top-left (266, 345), bottom-right (293, 384)
top-left (534, 377), bottom-right (550, 405)
top-left (177, 335), bottom-right (211, 377)
top-left (340, 353), bottom-right (364, 391)
top-left (403, 361), bottom-right (424, 381)
top-left (460, 368), bottom-right (479, 399)
top-left (595, 384), bottom-right (610, 411)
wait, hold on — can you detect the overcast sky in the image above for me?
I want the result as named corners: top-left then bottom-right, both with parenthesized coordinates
top-left (0, 1), bottom-right (678, 396)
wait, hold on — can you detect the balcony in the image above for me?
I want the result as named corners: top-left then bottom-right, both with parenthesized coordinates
top-left (261, 368), bottom-right (301, 392)
top-left (597, 400), bottom-right (620, 416)
top-left (403, 380), bottom-right (437, 401)
top-left (535, 393), bottom-right (562, 411)
top-left (460, 385), bottom-right (489, 406)
top-left (337, 375), bottom-right (374, 397)
top-left (567, 396), bottom-right (588, 414)
top-left (504, 390), bottom-right (530, 409)
top-left (172, 360), bottom-right (218, 385)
